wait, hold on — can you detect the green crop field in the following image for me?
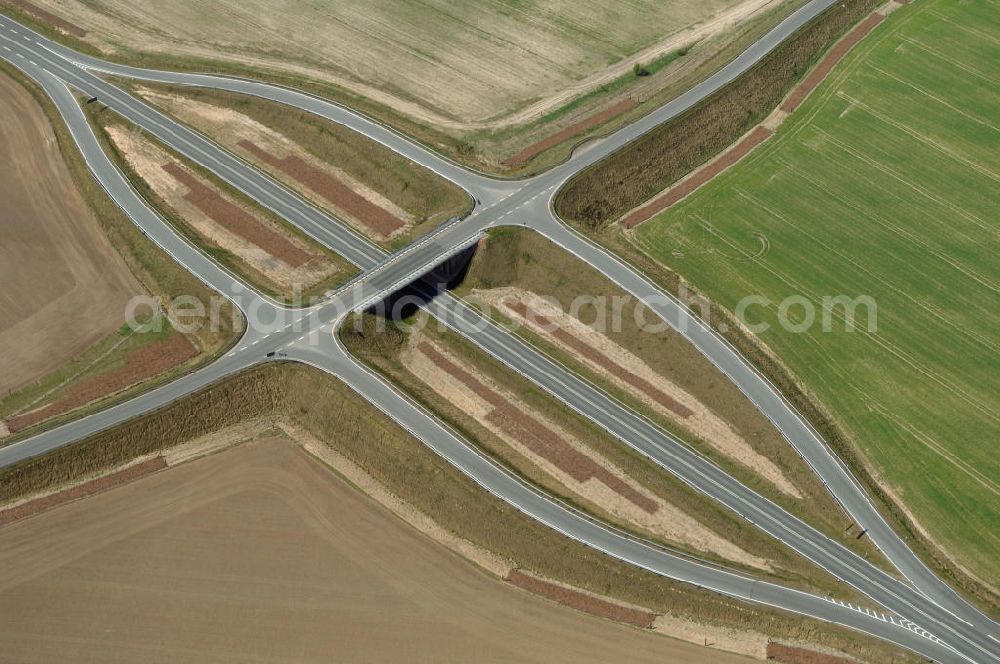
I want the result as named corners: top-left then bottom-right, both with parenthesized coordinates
top-left (635, 0), bottom-right (999, 585)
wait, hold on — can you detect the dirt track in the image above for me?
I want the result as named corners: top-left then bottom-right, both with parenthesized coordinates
top-left (0, 437), bottom-right (752, 663)
top-left (0, 71), bottom-right (140, 396)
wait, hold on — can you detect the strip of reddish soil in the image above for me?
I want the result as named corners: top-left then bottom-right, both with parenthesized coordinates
top-left (162, 161), bottom-right (313, 267)
top-left (619, 9), bottom-right (889, 229)
top-left (766, 643), bottom-right (854, 664)
top-left (238, 140), bottom-right (405, 238)
top-left (0, 457), bottom-right (166, 526)
top-left (503, 99), bottom-right (637, 168)
top-left (8, 334), bottom-right (197, 432)
top-left (782, 13), bottom-right (885, 113)
top-left (507, 570), bottom-right (656, 628)
top-left (418, 342), bottom-right (657, 513)
top-left (505, 300), bottom-right (694, 418)
top-left (621, 125), bottom-right (773, 228)
top-left (6, 0), bottom-right (86, 37)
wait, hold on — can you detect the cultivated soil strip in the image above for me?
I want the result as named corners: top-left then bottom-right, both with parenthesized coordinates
top-left (621, 5), bottom-right (894, 228)
top-left (503, 99), bottom-right (637, 168)
top-left (162, 161), bottom-right (312, 267)
top-left (767, 642), bottom-right (856, 664)
top-left (0, 456), bottom-right (165, 526)
top-left (781, 12), bottom-right (887, 113)
top-left (6, 334), bottom-right (196, 432)
top-left (414, 341), bottom-right (657, 514)
top-left (476, 287), bottom-right (800, 498)
top-left (506, 569), bottom-right (657, 628)
top-left (5, 0), bottom-right (86, 37)
top-left (405, 337), bottom-right (769, 569)
top-left (239, 140), bottom-right (405, 238)
top-left (620, 125), bottom-right (774, 228)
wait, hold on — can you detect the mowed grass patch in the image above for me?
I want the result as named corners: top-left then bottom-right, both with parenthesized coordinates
top-left (635, 0), bottom-right (1000, 597)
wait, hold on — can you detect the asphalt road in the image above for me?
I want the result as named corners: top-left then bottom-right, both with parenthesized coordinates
top-left (1, 4), bottom-right (997, 661)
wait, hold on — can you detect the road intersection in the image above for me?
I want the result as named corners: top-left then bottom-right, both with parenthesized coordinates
top-left (1, 4), bottom-right (997, 661)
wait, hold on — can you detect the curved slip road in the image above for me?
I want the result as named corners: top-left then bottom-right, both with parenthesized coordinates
top-left (1, 3), bottom-right (997, 660)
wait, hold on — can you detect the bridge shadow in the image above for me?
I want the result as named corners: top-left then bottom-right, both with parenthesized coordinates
top-left (366, 242), bottom-right (479, 321)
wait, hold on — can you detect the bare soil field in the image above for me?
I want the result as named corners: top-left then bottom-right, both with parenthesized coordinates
top-left (767, 643), bottom-right (856, 664)
top-left (0, 71), bottom-right (140, 396)
top-left (0, 436), bottom-right (752, 664)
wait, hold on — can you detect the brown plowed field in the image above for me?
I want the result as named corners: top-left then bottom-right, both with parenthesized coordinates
top-left (0, 436), bottom-right (747, 664)
top-left (767, 643), bottom-right (855, 664)
top-left (162, 161), bottom-right (313, 267)
top-left (0, 72), bottom-right (140, 396)
top-left (7, 334), bottom-right (196, 432)
top-left (239, 140), bottom-right (405, 238)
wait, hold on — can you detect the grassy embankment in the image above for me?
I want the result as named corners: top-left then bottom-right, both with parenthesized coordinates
top-left (117, 81), bottom-right (472, 249)
top-left (84, 103), bottom-right (358, 302)
top-left (452, 227), bottom-right (890, 570)
top-left (631, 0), bottom-right (1000, 608)
top-left (555, 0), bottom-right (880, 226)
top-left (0, 60), bottom-right (242, 442)
top-left (0, 362), bottom-right (919, 664)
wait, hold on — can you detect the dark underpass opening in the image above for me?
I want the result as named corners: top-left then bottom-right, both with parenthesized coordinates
top-left (367, 241), bottom-right (480, 321)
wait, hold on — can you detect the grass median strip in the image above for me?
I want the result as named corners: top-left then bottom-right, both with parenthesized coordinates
top-left (453, 228), bottom-right (890, 569)
top-left (87, 103), bottom-right (356, 302)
